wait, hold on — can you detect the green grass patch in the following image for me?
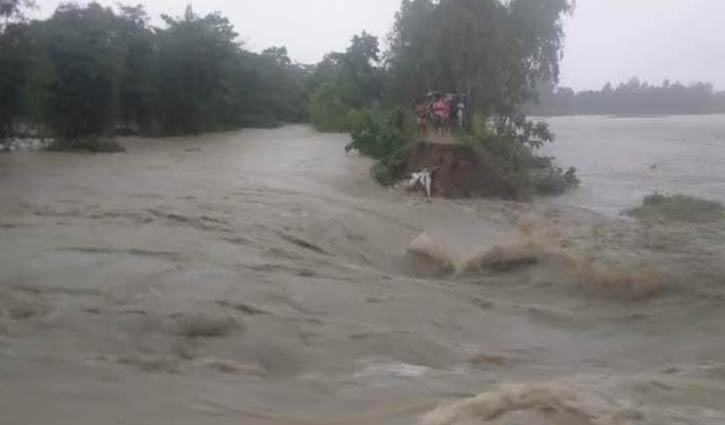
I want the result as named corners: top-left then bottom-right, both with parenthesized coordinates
top-left (625, 192), bottom-right (725, 222)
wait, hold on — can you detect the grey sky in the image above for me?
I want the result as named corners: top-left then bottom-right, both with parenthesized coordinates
top-left (33, 0), bottom-right (725, 90)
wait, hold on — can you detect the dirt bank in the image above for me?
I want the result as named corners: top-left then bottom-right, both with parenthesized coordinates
top-left (2, 125), bottom-right (725, 425)
top-left (403, 142), bottom-right (517, 199)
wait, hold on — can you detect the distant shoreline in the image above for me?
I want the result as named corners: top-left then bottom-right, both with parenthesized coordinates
top-left (530, 112), bottom-right (725, 119)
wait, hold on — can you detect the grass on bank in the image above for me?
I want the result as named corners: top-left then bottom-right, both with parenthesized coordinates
top-left (625, 192), bottom-right (725, 222)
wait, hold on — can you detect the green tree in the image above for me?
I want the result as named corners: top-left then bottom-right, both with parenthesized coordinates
top-left (42, 3), bottom-right (125, 139)
top-left (243, 46), bottom-right (309, 124)
top-left (0, 0), bottom-right (36, 140)
top-left (308, 32), bottom-right (384, 131)
top-left (116, 5), bottom-right (155, 132)
top-left (153, 6), bottom-right (242, 134)
top-left (387, 0), bottom-right (573, 118)
top-left (0, 24), bottom-right (30, 139)
top-left (349, 0), bottom-right (578, 196)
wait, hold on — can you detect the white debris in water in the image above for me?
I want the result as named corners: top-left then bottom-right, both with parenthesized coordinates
top-left (406, 168), bottom-right (433, 197)
top-left (349, 358), bottom-right (469, 389)
top-left (355, 361), bottom-right (430, 379)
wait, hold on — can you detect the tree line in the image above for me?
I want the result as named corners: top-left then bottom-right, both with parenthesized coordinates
top-left (0, 2), bottom-right (308, 144)
top-left (527, 78), bottom-right (725, 116)
top-left (2, 0), bottom-right (574, 161)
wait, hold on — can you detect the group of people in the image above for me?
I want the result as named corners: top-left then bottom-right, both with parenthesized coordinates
top-left (413, 93), bottom-right (466, 138)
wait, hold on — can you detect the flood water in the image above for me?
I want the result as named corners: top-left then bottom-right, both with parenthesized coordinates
top-left (2, 121), bottom-right (725, 424)
top-left (545, 114), bottom-right (725, 216)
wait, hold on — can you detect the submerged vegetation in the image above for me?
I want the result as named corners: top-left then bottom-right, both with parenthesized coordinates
top-left (625, 193), bottom-right (725, 222)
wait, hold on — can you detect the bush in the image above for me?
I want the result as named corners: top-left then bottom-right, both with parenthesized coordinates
top-left (468, 145), bottom-right (532, 199)
top-left (531, 166), bottom-right (580, 196)
top-left (625, 193), bottom-right (725, 222)
top-left (308, 84), bottom-right (354, 132)
top-left (370, 148), bottom-right (409, 186)
top-left (345, 107), bottom-right (415, 185)
top-left (47, 136), bottom-right (125, 153)
top-left (346, 107), bottom-right (413, 159)
top-left (464, 115), bottom-right (579, 197)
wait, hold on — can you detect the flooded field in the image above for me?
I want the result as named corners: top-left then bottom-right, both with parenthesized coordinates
top-left (2, 122), bottom-right (725, 424)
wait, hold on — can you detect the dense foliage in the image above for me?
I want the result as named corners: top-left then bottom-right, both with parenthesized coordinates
top-left (307, 32), bottom-right (384, 132)
top-left (336, 0), bottom-right (578, 196)
top-left (345, 107), bottom-right (415, 186)
top-left (459, 116), bottom-right (579, 197)
top-left (387, 0), bottom-right (572, 117)
top-left (529, 79), bottom-right (725, 116)
top-left (0, 3), bottom-right (308, 146)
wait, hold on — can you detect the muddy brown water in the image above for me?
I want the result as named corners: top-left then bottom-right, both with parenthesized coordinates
top-left (2, 124), bottom-right (725, 424)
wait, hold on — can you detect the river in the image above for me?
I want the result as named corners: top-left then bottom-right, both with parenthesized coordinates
top-left (2, 120), bottom-right (725, 425)
top-left (545, 114), bottom-right (725, 216)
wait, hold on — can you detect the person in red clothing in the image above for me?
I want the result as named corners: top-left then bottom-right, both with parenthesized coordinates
top-left (433, 96), bottom-right (451, 136)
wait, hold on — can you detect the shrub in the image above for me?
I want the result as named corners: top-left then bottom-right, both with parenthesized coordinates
top-left (625, 193), bottom-right (725, 222)
top-left (345, 107), bottom-right (415, 185)
top-left (47, 136), bottom-right (125, 153)
top-left (308, 84), bottom-right (354, 132)
top-left (346, 107), bottom-right (413, 159)
top-left (370, 148), bottom-right (408, 186)
top-left (464, 115), bottom-right (579, 197)
top-left (468, 144), bottom-right (531, 199)
top-left (531, 166), bottom-right (580, 196)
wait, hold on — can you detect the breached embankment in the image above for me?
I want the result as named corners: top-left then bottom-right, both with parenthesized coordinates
top-left (402, 142), bottom-right (520, 199)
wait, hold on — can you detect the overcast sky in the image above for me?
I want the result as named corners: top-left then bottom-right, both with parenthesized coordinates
top-left (32, 0), bottom-right (725, 91)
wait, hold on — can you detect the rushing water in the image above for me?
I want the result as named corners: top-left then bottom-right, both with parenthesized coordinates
top-left (543, 114), bottom-right (725, 216)
top-left (2, 124), bottom-right (725, 424)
